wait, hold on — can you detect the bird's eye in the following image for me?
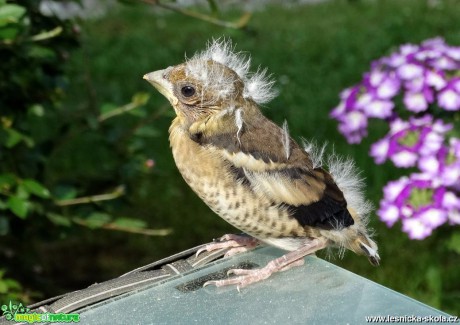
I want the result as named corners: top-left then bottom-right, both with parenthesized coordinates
top-left (181, 85), bottom-right (196, 97)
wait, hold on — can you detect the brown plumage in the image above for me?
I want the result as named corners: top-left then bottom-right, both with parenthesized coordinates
top-left (144, 39), bottom-right (379, 289)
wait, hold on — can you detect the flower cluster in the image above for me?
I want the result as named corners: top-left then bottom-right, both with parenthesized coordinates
top-left (331, 38), bottom-right (460, 239)
top-left (370, 115), bottom-right (452, 168)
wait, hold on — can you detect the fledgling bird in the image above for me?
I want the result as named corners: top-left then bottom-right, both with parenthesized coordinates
top-left (144, 39), bottom-right (380, 289)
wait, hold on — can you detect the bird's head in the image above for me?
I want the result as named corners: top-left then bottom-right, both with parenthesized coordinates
top-left (144, 39), bottom-right (277, 133)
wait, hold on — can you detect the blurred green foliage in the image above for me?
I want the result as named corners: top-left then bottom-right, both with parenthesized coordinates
top-left (1, 0), bottom-right (459, 317)
top-left (0, 0), bottom-right (172, 305)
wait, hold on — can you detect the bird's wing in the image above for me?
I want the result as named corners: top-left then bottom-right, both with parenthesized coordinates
top-left (196, 114), bottom-right (354, 230)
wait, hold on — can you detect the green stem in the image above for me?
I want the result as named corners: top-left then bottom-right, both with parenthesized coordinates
top-left (140, 0), bottom-right (251, 29)
top-left (73, 218), bottom-right (173, 236)
top-left (30, 26), bottom-right (63, 42)
top-left (54, 186), bottom-right (125, 206)
top-left (98, 102), bottom-right (139, 122)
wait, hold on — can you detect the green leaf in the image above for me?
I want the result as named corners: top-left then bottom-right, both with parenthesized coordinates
top-left (28, 105), bottom-right (45, 117)
top-left (133, 125), bottom-right (160, 138)
top-left (22, 179), bottom-right (50, 198)
top-left (447, 232), bottom-right (460, 254)
top-left (127, 106), bottom-right (147, 118)
top-left (47, 213), bottom-right (71, 227)
top-left (52, 185), bottom-right (78, 200)
top-left (0, 173), bottom-right (16, 191)
top-left (27, 45), bottom-right (56, 60)
top-left (84, 212), bottom-right (112, 229)
top-left (7, 196), bottom-right (28, 218)
top-left (100, 103), bottom-right (118, 115)
top-left (0, 280), bottom-right (7, 293)
top-left (0, 25), bottom-right (19, 41)
top-left (3, 278), bottom-right (21, 290)
top-left (132, 92), bottom-right (150, 106)
top-left (0, 4), bottom-right (26, 27)
top-left (15, 184), bottom-right (29, 200)
top-left (4, 128), bottom-right (22, 148)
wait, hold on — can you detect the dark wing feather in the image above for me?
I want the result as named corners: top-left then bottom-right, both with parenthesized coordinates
top-left (193, 112), bottom-right (354, 230)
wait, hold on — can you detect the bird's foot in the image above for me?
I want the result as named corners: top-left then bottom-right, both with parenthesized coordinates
top-left (196, 234), bottom-right (260, 258)
top-left (203, 238), bottom-right (327, 290)
top-left (203, 255), bottom-right (304, 290)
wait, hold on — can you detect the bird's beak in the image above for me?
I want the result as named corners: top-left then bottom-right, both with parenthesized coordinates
top-left (143, 68), bottom-right (178, 105)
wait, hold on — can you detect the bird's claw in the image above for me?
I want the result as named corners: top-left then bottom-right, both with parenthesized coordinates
top-left (200, 243), bottom-right (320, 290)
top-left (202, 280), bottom-right (219, 288)
top-left (204, 267), bottom-right (272, 290)
top-left (195, 246), bottom-right (209, 257)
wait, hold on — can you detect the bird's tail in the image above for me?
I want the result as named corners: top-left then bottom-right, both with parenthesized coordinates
top-left (303, 141), bottom-right (380, 266)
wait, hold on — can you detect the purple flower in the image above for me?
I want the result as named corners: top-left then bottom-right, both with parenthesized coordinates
top-left (454, 79), bottom-right (460, 92)
top-left (426, 70), bottom-right (446, 90)
top-left (337, 112), bottom-right (368, 144)
top-left (418, 154), bottom-right (439, 175)
top-left (378, 203), bottom-right (400, 227)
top-left (417, 207), bottom-right (447, 228)
top-left (442, 191), bottom-right (460, 211)
top-left (366, 70), bottom-right (401, 99)
top-left (438, 89), bottom-right (459, 110)
top-left (370, 138), bottom-right (390, 164)
top-left (433, 56), bottom-right (457, 70)
top-left (330, 101), bottom-right (345, 119)
top-left (447, 47), bottom-right (460, 61)
top-left (383, 52), bottom-right (406, 68)
top-left (369, 116), bottom-right (451, 167)
top-left (403, 91), bottom-right (429, 112)
top-left (418, 137), bottom-right (460, 187)
top-left (333, 99), bottom-right (369, 143)
top-left (383, 177), bottom-right (410, 201)
top-left (362, 99), bottom-right (394, 118)
top-left (397, 63), bottom-right (424, 80)
top-left (421, 37), bottom-right (446, 48)
top-left (332, 37), bottom-right (460, 240)
top-left (418, 127), bottom-right (446, 155)
top-left (378, 173), bottom-right (452, 240)
top-left (438, 78), bottom-right (460, 111)
top-left (402, 218), bottom-right (433, 240)
top-left (368, 70), bottom-right (385, 87)
top-left (390, 151), bottom-right (418, 168)
top-left (376, 75), bottom-right (401, 99)
top-left (400, 44), bottom-right (420, 56)
top-left (378, 177), bottom-right (410, 226)
top-left (332, 37), bottom-right (460, 126)
top-left (354, 92), bottom-right (373, 109)
top-left (448, 209), bottom-right (460, 225)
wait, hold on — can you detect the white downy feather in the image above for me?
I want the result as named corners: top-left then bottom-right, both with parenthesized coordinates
top-left (303, 141), bottom-right (373, 220)
top-left (235, 108), bottom-right (244, 144)
top-left (282, 120), bottom-right (291, 160)
top-left (185, 38), bottom-right (277, 105)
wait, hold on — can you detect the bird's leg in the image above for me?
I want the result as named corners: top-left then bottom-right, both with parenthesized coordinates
top-left (278, 258), bottom-right (305, 272)
top-left (203, 238), bottom-right (327, 290)
top-left (196, 234), bottom-right (260, 258)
